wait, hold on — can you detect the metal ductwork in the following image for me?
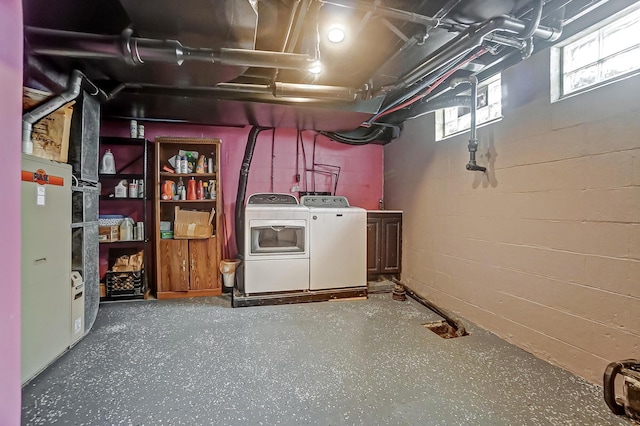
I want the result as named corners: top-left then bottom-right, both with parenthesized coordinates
top-left (25, 27), bottom-right (317, 71)
top-left (217, 82), bottom-right (361, 102)
top-left (22, 70), bottom-right (84, 154)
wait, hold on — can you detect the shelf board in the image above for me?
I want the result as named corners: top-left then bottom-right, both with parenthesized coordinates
top-left (159, 172), bottom-right (216, 178)
top-left (100, 137), bottom-right (147, 146)
top-left (99, 239), bottom-right (149, 245)
top-left (100, 196), bottom-right (146, 201)
top-left (99, 173), bottom-right (145, 180)
top-left (160, 199), bottom-right (217, 203)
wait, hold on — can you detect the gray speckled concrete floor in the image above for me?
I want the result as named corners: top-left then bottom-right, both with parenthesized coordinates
top-left (22, 294), bottom-right (629, 425)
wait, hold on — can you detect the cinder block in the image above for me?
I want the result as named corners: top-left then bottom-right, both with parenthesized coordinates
top-left (581, 109), bottom-right (640, 156)
top-left (515, 190), bottom-right (586, 222)
top-left (493, 125), bottom-right (588, 168)
top-left (494, 266), bottom-right (640, 335)
top-left (497, 292), bottom-right (639, 363)
top-left (631, 225), bottom-right (640, 260)
top-left (633, 150), bottom-right (640, 186)
top-left (584, 255), bottom-right (640, 298)
top-left (581, 222), bottom-right (631, 258)
top-left (513, 219), bottom-right (585, 253)
top-left (497, 157), bottom-right (588, 193)
top-left (586, 151), bottom-right (634, 189)
top-left (583, 187), bottom-right (640, 223)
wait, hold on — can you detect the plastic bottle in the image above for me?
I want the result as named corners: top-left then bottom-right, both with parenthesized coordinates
top-left (138, 179), bottom-right (144, 198)
top-left (209, 179), bottom-right (216, 199)
top-left (115, 180), bottom-right (127, 198)
top-left (100, 149), bottom-right (116, 174)
top-left (128, 180), bottom-right (138, 198)
top-left (187, 177), bottom-right (197, 200)
top-left (176, 177), bottom-right (184, 200)
top-left (197, 180), bottom-right (204, 200)
top-left (119, 218), bottom-right (134, 241)
top-left (181, 156), bottom-right (189, 174)
top-left (203, 181), bottom-right (209, 199)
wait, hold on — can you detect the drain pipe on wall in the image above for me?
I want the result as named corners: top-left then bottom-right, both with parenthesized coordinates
top-left (235, 126), bottom-right (270, 256)
top-left (392, 278), bottom-right (467, 337)
top-left (449, 76), bottom-right (486, 173)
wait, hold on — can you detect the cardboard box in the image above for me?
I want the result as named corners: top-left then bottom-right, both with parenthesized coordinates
top-left (173, 206), bottom-right (215, 239)
top-left (99, 226), bottom-right (119, 242)
top-left (23, 87), bottom-right (74, 163)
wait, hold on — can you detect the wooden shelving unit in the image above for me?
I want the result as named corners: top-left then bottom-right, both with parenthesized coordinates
top-left (154, 137), bottom-right (223, 299)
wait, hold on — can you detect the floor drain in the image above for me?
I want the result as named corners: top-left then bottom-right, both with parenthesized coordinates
top-left (423, 320), bottom-right (465, 339)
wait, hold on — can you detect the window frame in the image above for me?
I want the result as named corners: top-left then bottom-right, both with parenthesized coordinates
top-left (551, 3), bottom-right (640, 102)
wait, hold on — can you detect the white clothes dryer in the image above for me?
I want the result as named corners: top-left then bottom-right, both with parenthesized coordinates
top-left (301, 195), bottom-right (366, 290)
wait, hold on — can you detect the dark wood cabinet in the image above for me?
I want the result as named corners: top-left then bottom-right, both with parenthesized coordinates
top-left (367, 212), bottom-right (402, 279)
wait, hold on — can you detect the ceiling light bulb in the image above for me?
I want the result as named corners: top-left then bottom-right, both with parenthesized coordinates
top-left (327, 26), bottom-right (345, 43)
top-left (309, 62), bottom-right (322, 74)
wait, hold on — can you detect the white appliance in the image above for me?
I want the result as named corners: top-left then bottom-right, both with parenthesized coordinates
top-left (70, 271), bottom-right (85, 344)
top-left (301, 195), bottom-right (367, 290)
top-left (21, 154), bottom-right (73, 384)
top-left (244, 193), bottom-right (310, 294)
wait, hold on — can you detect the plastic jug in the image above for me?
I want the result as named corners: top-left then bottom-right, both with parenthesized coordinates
top-left (119, 218), bottom-right (134, 241)
top-left (100, 149), bottom-right (116, 174)
top-left (115, 180), bottom-right (128, 198)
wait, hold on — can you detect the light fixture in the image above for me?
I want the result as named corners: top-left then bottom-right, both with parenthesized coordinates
top-left (327, 25), bottom-right (346, 43)
top-left (308, 61), bottom-right (322, 74)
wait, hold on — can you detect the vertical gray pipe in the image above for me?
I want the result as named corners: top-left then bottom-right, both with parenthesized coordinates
top-left (450, 76), bottom-right (485, 172)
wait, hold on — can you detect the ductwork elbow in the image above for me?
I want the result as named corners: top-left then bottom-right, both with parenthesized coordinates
top-left (22, 69), bottom-right (84, 154)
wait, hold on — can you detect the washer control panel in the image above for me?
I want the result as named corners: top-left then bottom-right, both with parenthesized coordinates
top-left (301, 195), bottom-right (350, 208)
top-left (248, 193), bottom-right (299, 205)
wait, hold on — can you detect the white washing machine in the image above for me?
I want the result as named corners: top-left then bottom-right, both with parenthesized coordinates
top-left (244, 193), bottom-right (310, 294)
top-left (301, 195), bottom-right (367, 290)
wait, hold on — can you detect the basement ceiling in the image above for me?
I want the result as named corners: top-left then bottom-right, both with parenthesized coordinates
top-left (22, 0), bottom-right (632, 140)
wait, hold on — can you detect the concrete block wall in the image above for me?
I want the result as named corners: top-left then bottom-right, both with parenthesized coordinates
top-left (383, 50), bottom-right (640, 384)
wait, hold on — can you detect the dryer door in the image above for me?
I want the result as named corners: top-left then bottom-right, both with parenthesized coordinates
top-left (246, 219), bottom-right (308, 259)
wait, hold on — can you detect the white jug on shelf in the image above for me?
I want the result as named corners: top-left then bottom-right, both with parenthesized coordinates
top-left (100, 149), bottom-right (116, 174)
top-left (119, 218), bottom-right (134, 241)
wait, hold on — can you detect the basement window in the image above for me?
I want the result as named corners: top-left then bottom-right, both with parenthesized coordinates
top-left (436, 74), bottom-right (502, 141)
top-left (552, 5), bottom-right (640, 100)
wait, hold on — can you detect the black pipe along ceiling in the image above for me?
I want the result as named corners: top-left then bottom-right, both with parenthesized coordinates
top-left (22, 0), bottom-right (633, 142)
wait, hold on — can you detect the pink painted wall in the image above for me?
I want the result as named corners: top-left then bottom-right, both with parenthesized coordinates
top-left (0, 0), bottom-right (23, 422)
top-left (101, 121), bottom-right (383, 257)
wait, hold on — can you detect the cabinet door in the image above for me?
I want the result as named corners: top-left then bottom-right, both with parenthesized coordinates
top-left (381, 217), bottom-right (402, 274)
top-left (159, 239), bottom-right (189, 292)
top-left (189, 237), bottom-right (218, 290)
top-left (366, 218), bottom-right (382, 274)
